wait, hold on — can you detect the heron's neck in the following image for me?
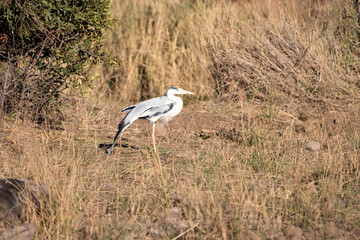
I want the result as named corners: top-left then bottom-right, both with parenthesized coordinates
top-left (167, 92), bottom-right (183, 104)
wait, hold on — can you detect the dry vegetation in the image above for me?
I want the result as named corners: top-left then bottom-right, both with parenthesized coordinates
top-left (1, 0), bottom-right (360, 239)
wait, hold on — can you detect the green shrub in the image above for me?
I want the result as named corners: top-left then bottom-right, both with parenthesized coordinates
top-left (0, 0), bottom-right (116, 121)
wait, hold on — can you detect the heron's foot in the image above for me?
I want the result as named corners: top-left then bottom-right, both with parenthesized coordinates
top-left (98, 143), bottom-right (140, 150)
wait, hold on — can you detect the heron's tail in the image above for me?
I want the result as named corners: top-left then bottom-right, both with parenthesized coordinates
top-left (107, 120), bottom-right (130, 155)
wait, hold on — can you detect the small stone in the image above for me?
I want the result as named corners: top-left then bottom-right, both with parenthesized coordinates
top-left (306, 141), bottom-right (320, 151)
top-left (168, 207), bottom-right (181, 215)
top-left (240, 230), bottom-right (262, 240)
top-left (148, 226), bottom-right (163, 236)
top-left (335, 199), bottom-right (347, 209)
top-left (285, 225), bottom-right (303, 240)
top-left (271, 232), bottom-right (286, 240)
top-left (154, 207), bottom-right (190, 236)
top-left (324, 222), bottom-right (340, 237)
top-left (169, 194), bottom-right (181, 203)
top-left (99, 183), bottom-right (116, 192)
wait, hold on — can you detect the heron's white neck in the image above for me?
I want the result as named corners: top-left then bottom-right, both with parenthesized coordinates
top-left (167, 91), bottom-right (183, 105)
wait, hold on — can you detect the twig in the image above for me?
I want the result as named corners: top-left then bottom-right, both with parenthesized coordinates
top-left (278, 110), bottom-right (303, 123)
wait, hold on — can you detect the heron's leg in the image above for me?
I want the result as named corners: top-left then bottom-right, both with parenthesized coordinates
top-left (152, 122), bottom-right (157, 155)
top-left (152, 122), bottom-right (166, 191)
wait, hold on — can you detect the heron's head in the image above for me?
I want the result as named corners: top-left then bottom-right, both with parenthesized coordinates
top-left (168, 87), bottom-right (194, 95)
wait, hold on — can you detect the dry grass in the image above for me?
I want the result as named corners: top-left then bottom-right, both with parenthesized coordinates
top-left (1, 0), bottom-right (360, 239)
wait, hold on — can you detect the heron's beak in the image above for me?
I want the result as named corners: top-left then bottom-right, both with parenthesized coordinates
top-left (180, 89), bottom-right (194, 95)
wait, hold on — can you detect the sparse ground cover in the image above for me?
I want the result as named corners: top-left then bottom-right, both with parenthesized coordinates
top-left (1, 98), bottom-right (359, 239)
top-left (1, 0), bottom-right (360, 239)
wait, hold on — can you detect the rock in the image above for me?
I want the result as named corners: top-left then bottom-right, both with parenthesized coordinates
top-left (99, 183), bottom-right (116, 192)
top-left (335, 199), bottom-right (347, 209)
top-left (324, 222), bottom-right (340, 237)
top-left (147, 207), bottom-right (199, 238)
top-left (169, 194), bottom-right (181, 203)
top-left (0, 178), bottom-right (49, 236)
top-left (0, 190), bottom-right (20, 226)
top-left (270, 232), bottom-right (286, 240)
top-left (285, 225), bottom-right (303, 240)
top-left (0, 179), bottom-right (49, 225)
top-left (158, 207), bottom-right (189, 230)
top-left (0, 223), bottom-right (36, 240)
top-left (305, 141), bottom-right (320, 151)
top-left (148, 226), bottom-right (164, 236)
top-left (240, 230), bottom-right (262, 240)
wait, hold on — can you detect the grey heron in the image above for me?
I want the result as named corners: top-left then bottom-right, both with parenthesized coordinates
top-left (107, 87), bottom-right (194, 155)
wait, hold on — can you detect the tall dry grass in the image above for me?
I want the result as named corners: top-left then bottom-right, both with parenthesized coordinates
top-left (1, 0), bottom-right (359, 239)
top-left (100, 0), bottom-right (359, 109)
top-left (99, 0), bottom-right (212, 102)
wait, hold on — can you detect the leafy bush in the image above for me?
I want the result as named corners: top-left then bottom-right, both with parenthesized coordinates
top-left (0, 0), bottom-right (116, 121)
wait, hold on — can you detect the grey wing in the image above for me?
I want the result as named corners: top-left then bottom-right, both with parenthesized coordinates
top-left (121, 96), bottom-right (168, 113)
top-left (139, 102), bottom-right (174, 119)
top-left (122, 96), bottom-right (173, 123)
